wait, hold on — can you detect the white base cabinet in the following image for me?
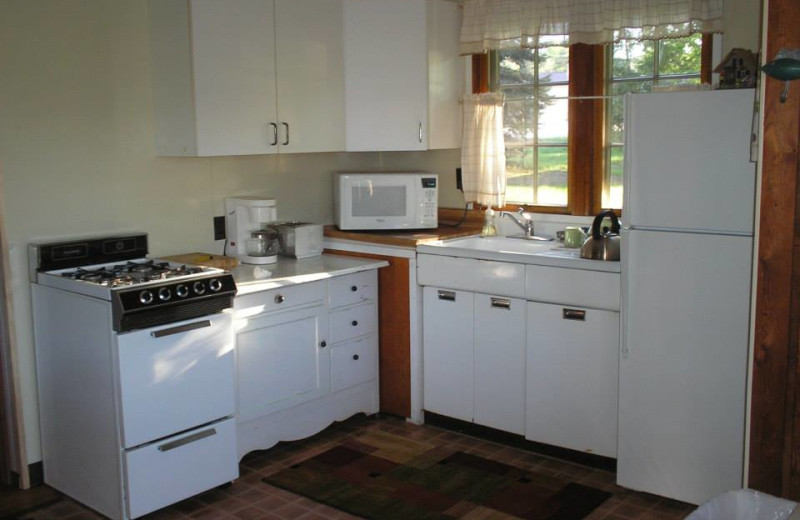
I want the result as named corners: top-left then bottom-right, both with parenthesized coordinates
top-left (422, 287), bottom-right (525, 434)
top-left (235, 269), bottom-right (380, 457)
top-left (526, 302), bottom-right (619, 458)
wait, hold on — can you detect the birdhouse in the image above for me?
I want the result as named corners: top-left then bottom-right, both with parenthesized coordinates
top-left (714, 48), bottom-right (758, 89)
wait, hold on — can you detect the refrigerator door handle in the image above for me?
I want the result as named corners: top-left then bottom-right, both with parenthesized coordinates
top-left (620, 229), bottom-right (631, 359)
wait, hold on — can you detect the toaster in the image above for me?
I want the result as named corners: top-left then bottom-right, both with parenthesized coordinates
top-left (274, 222), bottom-right (323, 259)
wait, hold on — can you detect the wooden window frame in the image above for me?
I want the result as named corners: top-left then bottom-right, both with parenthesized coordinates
top-left (475, 35), bottom-right (712, 217)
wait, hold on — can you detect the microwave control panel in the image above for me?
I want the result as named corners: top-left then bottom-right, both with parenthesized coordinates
top-left (420, 177), bottom-right (438, 226)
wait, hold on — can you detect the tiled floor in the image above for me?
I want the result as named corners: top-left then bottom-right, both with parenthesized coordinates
top-left (17, 415), bottom-right (696, 520)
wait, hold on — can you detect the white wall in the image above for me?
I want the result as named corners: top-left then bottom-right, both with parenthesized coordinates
top-left (0, 1), bottom-right (460, 465)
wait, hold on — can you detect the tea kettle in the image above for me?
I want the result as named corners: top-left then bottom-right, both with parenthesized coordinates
top-left (580, 210), bottom-right (621, 261)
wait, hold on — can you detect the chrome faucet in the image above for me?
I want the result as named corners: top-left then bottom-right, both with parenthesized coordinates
top-left (502, 208), bottom-right (535, 237)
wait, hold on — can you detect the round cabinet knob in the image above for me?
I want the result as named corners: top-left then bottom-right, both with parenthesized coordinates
top-left (209, 279), bottom-right (223, 292)
top-left (352, 354), bottom-right (359, 360)
top-left (193, 281), bottom-right (206, 295)
top-left (350, 285), bottom-right (358, 292)
top-left (139, 290), bottom-right (154, 305)
top-left (158, 287), bottom-right (172, 301)
top-left (351, 320), bottom-right (358, 327)
top-left (274, 294), bottom-right (285, 304)
top-left (176, 284), bottom-right (189, 298)
top-left (319, 340), bottom-right (327, 348)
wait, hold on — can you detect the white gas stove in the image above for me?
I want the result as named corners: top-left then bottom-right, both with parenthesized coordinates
top-left (30, 233), bottom-right (239, 519)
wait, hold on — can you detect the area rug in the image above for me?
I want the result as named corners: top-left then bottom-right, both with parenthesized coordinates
top-left (263, 429), bottom-right (611, 519)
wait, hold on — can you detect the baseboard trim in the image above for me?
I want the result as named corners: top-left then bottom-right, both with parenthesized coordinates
top-left (423, 411), bottom-right (617, 472)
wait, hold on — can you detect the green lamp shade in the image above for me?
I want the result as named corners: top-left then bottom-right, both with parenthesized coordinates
top-left (762, 58), bottom-right (800, 81)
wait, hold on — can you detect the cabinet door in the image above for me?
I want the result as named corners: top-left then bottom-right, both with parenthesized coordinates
top-left (343, 0), bottom-right (428, 151)
top-left (422, 287), bottom-right (473, 421)
top-left (236, 304), bottom-right (329, 422)
top-left (275, 0), bottom-right (345, 153)
top-left (473, 295), bottom-right (526, 435)
top-left (191, 0), bottom-right (278, 156)
top-left (526, 302), bottom-right (619, 458)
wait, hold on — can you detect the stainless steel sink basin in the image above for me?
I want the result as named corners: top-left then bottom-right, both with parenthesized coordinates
top-left (505, 233), bottom-right (555, 242)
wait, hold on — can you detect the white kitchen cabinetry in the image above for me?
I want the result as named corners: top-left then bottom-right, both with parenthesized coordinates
top-left (422, 285), bottom-right (526, 435)
top-left (148, 0), bottom-right (344, 156)
top-left (235, 269), bottom-right (380, 457)
top-left (526, 302), bottom-right (619, 458)
top-left (343, 0), bottom-right (462, 151)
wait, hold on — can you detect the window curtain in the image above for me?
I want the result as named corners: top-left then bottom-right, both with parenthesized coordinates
top-left (460, 0), bottom-right (723, 53)
top-left (461, 93), bottom-right (507, 207)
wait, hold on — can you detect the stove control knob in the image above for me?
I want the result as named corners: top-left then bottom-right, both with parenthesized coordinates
top-left (139, 290), bottom-right (154, 305)
top-left (209, 279), bottom-right (223, 292)
top-left (193, 281), bottom-right (206, 295)
top-left (158, 287), bottom-right (172, 301)
top-left (176, 284), bottom-right (189, 298)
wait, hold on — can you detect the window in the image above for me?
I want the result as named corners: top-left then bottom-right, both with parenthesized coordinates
top-left (498, 40), bottom-right (570, 208)
top-left (605, 34), bottom-right (704, 208)
top-left (492, 33), bottom-right (707, 214)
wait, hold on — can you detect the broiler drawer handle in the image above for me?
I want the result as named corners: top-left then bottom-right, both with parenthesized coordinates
top-left (157, 428), bottom-right (216, 452)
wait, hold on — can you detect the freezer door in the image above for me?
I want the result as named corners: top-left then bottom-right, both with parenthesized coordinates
top-left (618, 229), bottom-right (752, 505)
top-left (623, 89), bottom-right (757, 234)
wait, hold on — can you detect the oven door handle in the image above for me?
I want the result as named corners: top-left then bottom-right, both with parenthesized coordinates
top-left (150, 320), bottom-right (211, 338)
top-left (157, 427), bottom-right (216, 452)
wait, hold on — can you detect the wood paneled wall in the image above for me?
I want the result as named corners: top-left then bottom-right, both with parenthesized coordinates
top-left (748, 0), bottom-right (800, 498)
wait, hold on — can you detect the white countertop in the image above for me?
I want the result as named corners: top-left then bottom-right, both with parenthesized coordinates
top-left (231, 254), bottom-right (388, 295)
top-left (417, 236), bottom-right (621, 273)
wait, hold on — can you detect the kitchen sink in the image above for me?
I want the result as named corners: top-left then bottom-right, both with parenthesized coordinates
top-left (416, 235), bottom-right (620, 272)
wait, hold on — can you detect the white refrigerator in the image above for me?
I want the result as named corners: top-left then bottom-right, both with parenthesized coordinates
top-left (617, 88), bottom-right (757, 505)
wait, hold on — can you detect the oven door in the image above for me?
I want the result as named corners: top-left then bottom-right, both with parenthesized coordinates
top-left (115, 312), bottom-right (235, 449)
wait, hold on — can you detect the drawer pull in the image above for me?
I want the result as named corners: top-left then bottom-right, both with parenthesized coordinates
top-left (150, 320), bottom-right (211, 338)
top-left (437, 290), bottom-right (456, 302)
top-left (158, 428), bottom-right (216, 452)
top-left (351, 285), bottom-right (358, 292)
top-left (353, 354), bottom-right (359, 360)
top-left (351, 320), bottom-right (358, 327)
top-left (274, 294), bottom-right (285, 304)
top-left (563, 308), bottom-right (586, 321)
top-left (490, 298), bottom-right (511, 310)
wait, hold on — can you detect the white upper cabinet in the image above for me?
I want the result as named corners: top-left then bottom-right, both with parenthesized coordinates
top-left (148, 0), bottom-right (344, 156)
top-left (343, 0), bottom-right (463, 152)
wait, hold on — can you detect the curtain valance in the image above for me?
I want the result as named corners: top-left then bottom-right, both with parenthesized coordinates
top-left (460, 0), bottom-right (723, 54)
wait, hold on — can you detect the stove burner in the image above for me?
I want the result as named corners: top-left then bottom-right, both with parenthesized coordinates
top-left (61, 260), bottom-right (207, 287)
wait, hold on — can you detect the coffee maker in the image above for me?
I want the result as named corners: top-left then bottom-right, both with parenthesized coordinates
top-left (224, 197), bottom-right (279, 265)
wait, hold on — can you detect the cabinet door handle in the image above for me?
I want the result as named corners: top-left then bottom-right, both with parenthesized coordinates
top-left (418, 121), bottom-right (423, 143)
top-left (490, 297), bottom-right (511, 310)
top-left (351, 320), bottom-right (358, 326)
top-left (320, 340), bottom-right (327, 348)
top-left (562, 308), bottom-right (586, 321)
top-left (282, 122), bottom-right (289, 146)
top-left (150, 320), bottom-right (211, 338)
top-left (157, 428), bottom-right (216, 452)
top-left (270, 122), bottom-right (278, 146)
top-left (437, 290), bottom-right (456, 302)
top-left (353, 354), bottom-right (359, 360)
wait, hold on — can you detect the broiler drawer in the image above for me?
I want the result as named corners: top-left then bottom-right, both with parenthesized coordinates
top-left (125, 417), bottom-right (238, 519)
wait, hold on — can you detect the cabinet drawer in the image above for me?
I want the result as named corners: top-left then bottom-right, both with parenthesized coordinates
top-left (234, 280), bottom-right (325, 316)
top-left (125, 418), bottom-right (238, 519)
top-left (329, 270), bottom-right (377, 309)
top-left (331, 337), bottom-right (377, 392)
top-left (525, 265), bottom-right (620, 311)
top-left (329, 303), bottom-right (377, 344)
top-left (418, 254), bottom-right (526, 298)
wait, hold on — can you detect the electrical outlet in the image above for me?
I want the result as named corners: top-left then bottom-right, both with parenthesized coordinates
top-left (213, 216), bottom-right (226, 241)
top-left (456, 167), bottom-right (463, 191)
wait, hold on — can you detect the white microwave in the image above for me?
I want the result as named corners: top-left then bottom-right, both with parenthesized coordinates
top-left (334, 172), bottom-right (438, 230)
